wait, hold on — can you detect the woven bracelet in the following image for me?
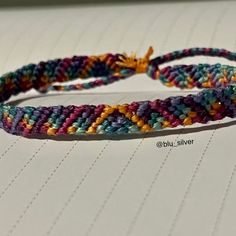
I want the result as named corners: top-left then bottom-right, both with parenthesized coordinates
top-left (0, 46), bottom-right (236, 137)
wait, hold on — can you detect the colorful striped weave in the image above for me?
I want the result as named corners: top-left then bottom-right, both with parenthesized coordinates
top-left (0, 46), bottom-right (236, 137)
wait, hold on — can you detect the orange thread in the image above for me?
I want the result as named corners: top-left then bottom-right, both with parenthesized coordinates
top-left (115, 46), bottom-right (154, 73)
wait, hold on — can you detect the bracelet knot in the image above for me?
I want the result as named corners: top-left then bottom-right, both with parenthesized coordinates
top-left (115, 46), bottom-right (154, 73)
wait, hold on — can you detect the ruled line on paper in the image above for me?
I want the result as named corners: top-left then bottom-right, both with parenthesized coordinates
top-left (3, 93), bottom-right (105, 236)
top-left (0, 2), bottom-right (236, 236)
top-left (46, 95), bottom-right (129, 236)
top-left (166, 4), bottom-right (233, 236)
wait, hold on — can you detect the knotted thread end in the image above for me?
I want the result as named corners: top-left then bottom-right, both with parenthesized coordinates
top-left (116, 46), bottom-right (154, 74)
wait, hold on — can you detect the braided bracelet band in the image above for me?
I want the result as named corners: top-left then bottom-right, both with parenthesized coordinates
top-left (0, 46), bottom-right (236, 137)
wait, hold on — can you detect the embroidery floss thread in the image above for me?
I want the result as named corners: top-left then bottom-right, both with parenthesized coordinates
top-left (0, 46), bottom-right (236, 137)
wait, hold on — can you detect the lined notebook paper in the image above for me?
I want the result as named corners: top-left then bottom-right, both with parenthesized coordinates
top-left (1, 1), bottom-right (236, 236)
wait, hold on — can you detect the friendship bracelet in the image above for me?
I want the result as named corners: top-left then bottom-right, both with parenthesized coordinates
top-left (0, 46), bottom-right (236, 137)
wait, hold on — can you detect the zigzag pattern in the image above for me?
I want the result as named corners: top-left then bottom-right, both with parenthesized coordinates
top-left (1, 46), bottom-right (236, 137)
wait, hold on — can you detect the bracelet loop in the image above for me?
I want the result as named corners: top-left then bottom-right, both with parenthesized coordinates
top-left (0, 46), bottom-right (236, 137)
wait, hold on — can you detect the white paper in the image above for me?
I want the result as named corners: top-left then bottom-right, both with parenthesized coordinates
top-left (0, 1), bottom-right (236, 236)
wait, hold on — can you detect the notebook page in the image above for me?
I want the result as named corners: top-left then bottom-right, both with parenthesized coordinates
top-left (0, 1), bottom-right (236, 236)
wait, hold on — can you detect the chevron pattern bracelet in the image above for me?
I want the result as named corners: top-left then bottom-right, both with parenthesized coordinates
top-left (0, 46), bottom-right (236, 137)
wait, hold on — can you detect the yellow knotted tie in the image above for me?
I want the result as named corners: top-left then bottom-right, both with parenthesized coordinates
top-left (116, 46), bottom-right (154, 73)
